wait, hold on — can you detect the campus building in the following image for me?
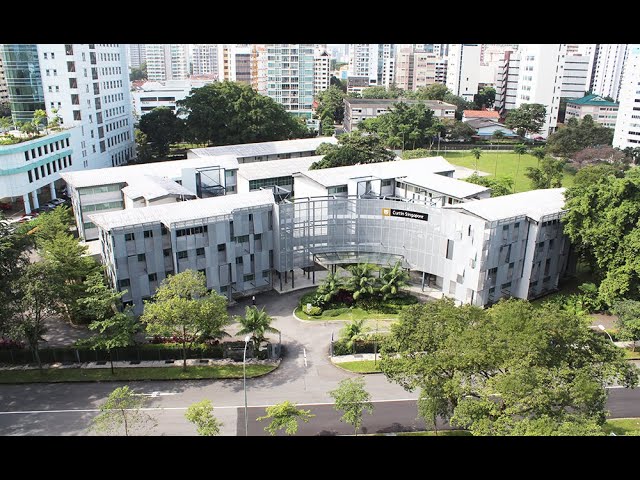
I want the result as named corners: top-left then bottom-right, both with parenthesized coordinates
top-left (565, 94), bottom-right (618, 128)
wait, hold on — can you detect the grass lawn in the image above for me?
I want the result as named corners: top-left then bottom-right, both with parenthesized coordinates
top-left (334, 360), bottom-right (382, 374)
top-left (624, 349), bottom-right (640, 360)
top-left (295, 306), bottom-right (400, 322)
top-left (603, 418), bottom-right (640, 436)
top-left (440, 151), bottom-right (575, 193)
top-left (0, 364), bottom-right (276, 384)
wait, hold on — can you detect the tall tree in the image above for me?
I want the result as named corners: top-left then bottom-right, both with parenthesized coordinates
top-left (141, 270), bottom-right (230, 370)
top-left (138, 107), bottom-right (184, 157)
top-left (470, 148), bottom-right (483, 172)
top-left (19, 205), bottom-right (74, 249)
top-left (178, 81), bottom-right (309, 146)
top-left (572, 163), bottom-right (626, 190)
top-left (316, 271), bottom-right (344, 303)
top-left (129, 63), bottom-right (147, 81)
top-left (505, 103), bottom-right (546, 137)
top-left (134, 129), bottom-right (153, 163)
top-left (310, 131), bottom-right (395, 169)
top-left (463, 174), bottom-right (514, 197)
top-left (329, 377), bottom-right (374, 436)
top-left (446, 120), bottom-right (476, 142)
top-left (0, 215), bottom-right (30, 332)
top-left (346, 263), bottom-right (378, 300)
top-left (513, 143), bottom-right (528, 191)
top-left (315, 85), bottom-right (346, 124)
top-left (530, 146), bottom-right (546, 166)
top-left (339, 318), bottom-right (369, 353)
top-left (234, 306), bottom-right (279, 353)
top-left (473, 86), bottom-right (496, 110)
top-left (185, 400), bottom-right (223, 436)
top-left (411, 83), bottom-right (449, 101)
top-left (256, 401), bottom-right (315, 436)
top-left (612, 300), bottom-right (640, 352)
top-left (91, 386), bottom-right (157, 436)
top-left (379, 260), bottom-right (409, 301)
top-left (546, 115), bottom-right (614, 157)
top-left (525, 158), bottom-right (564, 189)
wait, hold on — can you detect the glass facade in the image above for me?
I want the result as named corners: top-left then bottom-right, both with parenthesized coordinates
top-left (1, 44), bottom-right (45, 123)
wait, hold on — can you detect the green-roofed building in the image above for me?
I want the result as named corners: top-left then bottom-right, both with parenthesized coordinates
top-left (565, 94), bottom-right (618, 129)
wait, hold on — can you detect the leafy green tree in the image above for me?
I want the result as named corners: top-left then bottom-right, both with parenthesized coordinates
top-left (463, 174), bottom-right (514, 197)
top-left (129, 63), bottom-right (147, 81)
top-left (411, 83), bottom-right (449, 101)
top-left (310, 131), bottom-right (395, 169)
top-left (20, 205), bottom-right (73, 249)
top-left (138, 107), bottom-right (184, 157)
top-left (379, 260), bottom-right (409, 301)
top-left (546, 115), bottom-right (614, 157)
top-left (572, 163), bottom-right (625, 189)
top-left (492, 130), bottom-right (505, 140)
top-left (530, 146), bottom-right (546, 166)
top-left (443, 120), bottom-right (476, 142)
top-left (473, 86), bottom-right (496, 110)
top-left (346, 263), bottom-right (378, 300)
top-left (91, 386), bottom-right (157, 436)
top-left (0, 215), bottom-right (30, 331)
top-left (361, 85), bottom-right (404, 99)
top-left (234, 306), bottom-right (279, 353)
top-left (185, 400), bottom-right (223, 436)
top-left (612, 300), bottom-right (640, 351)
top-left (525, 158), bottom-right (564, 189)
top-left (330, 75), bottom-right (347, 92)
top-left (340, 318), bottom-right (369, 353)
top-left (32, 109), bottom-right (47, 133)
top-left (329, 377), bottom-right (374, 436)
top-left (316, 272), bottom-right (344, 303)
top-left (134, 129), bottom-right (153, 163)
top-left (178, 81), bottom-right (308, 146)
top-left (316, 85), bottom-right (346, 124)
top-left (0, 116), bottom-right (13, 132)
top-left (256, 401), bottom-right (315, 436)
top-left (563, 168), bottom-right (640, 304)
top-left (470, 148), bottom-right (482, 172)
top-left (485, 414), bottom-right (606, 436)
top-left (443, 92), bottom-right (475, 120)
top-left (505, 103), bottom-right (546, 137)
top-left (141, 270), bottom-right (230, 370)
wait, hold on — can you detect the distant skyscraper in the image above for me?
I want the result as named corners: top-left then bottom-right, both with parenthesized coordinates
top-left (314, 48), bottom-right (330, 95)
top-left (592, 44), bottom-right (628, 101)
top-left (613, 44), bottom-right (640, 150)
top-left (266, 44), bottom-right (315, 119)
top-left (394, 45), bottom-right (447, 91)
top-left (127, 44), bottom-right (146, 69)
top-left (191, 44), bottom-right (218, 77)
top-left (0, 51), bottom-right (9, 104)
top-left (145, 44), bottom-right (189, 81)
top-left (495, 50), bottom-right (521, 118)
top-left (348, 44), bottom-right (395, 87)
top-left (446, 44), bottom-right (495, 101)
top-left (217, 44), bottom-right (251, 84)
top-left (1, 44), bottom-right (45, 123)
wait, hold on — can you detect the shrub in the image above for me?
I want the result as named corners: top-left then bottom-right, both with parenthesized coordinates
top-left (306, 306), bottom-right (323, 316)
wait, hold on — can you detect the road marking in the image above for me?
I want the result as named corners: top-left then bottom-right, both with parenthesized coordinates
top-left (134, 392), bottom-right (179, 398)
top-left (303, 347), bottom-right (308, 367)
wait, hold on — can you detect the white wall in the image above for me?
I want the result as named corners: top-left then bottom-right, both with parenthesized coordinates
top-left (614, 45), bottom-right (640, 150)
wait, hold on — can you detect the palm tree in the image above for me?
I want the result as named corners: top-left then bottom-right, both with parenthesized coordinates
top-left (513, 143), bottom-right (528, 192)
top-left (531, 146), bottom-right (546, 166)
top-left (470, 148), bottom-right (483, 172)
top-left (379, 261), bottom-right (410, 301)
top-left (234, 306), bottom-right (280, 353)
top-left (317, 271), bottom-right (343, 304)
top-left (340, 318), bottom-right (369, 353)
top-left (346, 263), bottom-right (378, 301)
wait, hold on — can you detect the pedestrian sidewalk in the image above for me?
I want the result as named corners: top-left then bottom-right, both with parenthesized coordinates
top-left (331, 353), bottom-right (379, 364)
top-left (0, 358), bottom-right (279, 371)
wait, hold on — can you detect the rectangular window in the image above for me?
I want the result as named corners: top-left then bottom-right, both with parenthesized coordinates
top-left (143, 230), bottom-right (153, 238)
top-left (137, 254), bottom-right (146, 262)
top-left (446, 239), bottom-right (454, 260)
top-left (217, 243), bottom-right (226, 252)
top-left (544, 258), bottom-right (551, 276)
top-left (177, 251), bottom-right (188, 259)
top-left (236, 235), bottom-right (249, 243)
top-left (161, 226), bottom-right (168, 235)
top-left (196, 247), bottom-right (205, 257)
top-left (262, 270), bottom-right (270, 279)
top-left (148, 273), bottom-right (157, 282)
top-left (254, 233), bottom-right (261, 241)
top-left (118, 279), bottom-right (130, 288)
top-left (165, 270), bottom-right (174, 277)
top-left (236, 256), bottom-right (243, 264)
top-left (163, 248), bottom-right (171, 257)
top-left (243, 274), bottom-right (255, 282)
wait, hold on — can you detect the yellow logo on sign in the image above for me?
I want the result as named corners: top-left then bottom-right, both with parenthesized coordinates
top-left (382, 208), bottom-right (390, 216)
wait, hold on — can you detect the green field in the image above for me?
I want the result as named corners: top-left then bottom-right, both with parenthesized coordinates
top-left (440, 151), bottom-right (575, 193)
top-left (334, 360), bottom-right (382, 374)
top-left (603, 418), bottom-right (640, 435)
top-left (0, 364), bottom-right (276, 383)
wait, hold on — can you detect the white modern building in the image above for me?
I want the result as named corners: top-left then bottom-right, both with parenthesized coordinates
top-left (314, 49), bottom-right (331, 95)
top-left (145, 44), bottom-right (189, 82)
top-left (191, 44), bottom-right (218, 77)
top-left (65, 145), bottom-right (572, 314)
top-left (0, 52), bottom-right (8, 104)
top-left (131, 79), bottom-right (215, 118)
top-left (127, 44), bottom-right (146, 69)
top-left (348, 44), bottom-right (395, 88)
top-left (217, 45), bottom-right (251, 84)
top-left (613, 45), bottom-right (640, 149)
top-left (446, 44), bottom-right (495, 102)
top-left (495, 50), bottom-right (520, 118)
top-left (592, 44), bottom-right (628, 102)
top-left (560, 55), bottom-right (590, 99)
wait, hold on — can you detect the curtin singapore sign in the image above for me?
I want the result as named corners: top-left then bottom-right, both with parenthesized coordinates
top-left (382, 207), bottom-right (428, 222)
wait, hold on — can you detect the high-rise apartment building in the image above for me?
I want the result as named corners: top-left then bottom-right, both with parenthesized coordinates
top-left (0, 51), bottom-right (8, 105)
top-left (613, 45), bottom-right (640, 150)
top-left (495, 50), bottom-right (520, 118)
top-left (313, 48), bottom-right (330, 95)
top-left (1, 44), bottom-right (45, 123)
top-left (191, 44), bottom-right (218, 77)
top-left (127, 44), bottom-right (146, 69)
top-left (266, 44), bottom-right (315, 119)
top-left (145, 44), bottom-right (189, 81)
top-left (251, 44), bottom-right (268, 94)
top-left (217, 44), bottom-right (251, 84)
top-left (394, 45), bottom-right (447, 91)
top-left (560, 54), bottom-right (590, 99)
top-left (348, 44), bottom-right (395, 87)
top-left (592, 44), bottom-right (628, 101)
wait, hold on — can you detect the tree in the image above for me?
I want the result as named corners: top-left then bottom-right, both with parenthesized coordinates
top-left (445, 120), bottom-right (476, 142)
top-left (563, 168), bottom-right (640, 304)
top-left (91, 386), bottom-right (157, 436)
top-left (178, 81), bottom-right (308, 146)
top-left (546, 115), bottom-right (614, 157)
top-left (329, 377), bottom-right (374, 436)
top-left (141, 270), bottom-right (230, 370)
top-left (531, 146), bottom-right (546, 166)
top-left (48, 108), bottom-right (62, 131)
top-left (316, 271), bottom-right (344, 303)
top-left (379, 260), bottom-right (409, 301)
top-left (612, 300), bottom-right (640, 351)
top-left (79, 272), bottom-right (141, 374)
top-left (20, 205), bottom-right (74, 249)
top-left (316, 85), bottom-right (346, 124)
top-left (411, 83), bottom-right (449, 101)
top-left (32, 109), bottom-right (47, 133)
top-left (340, 318), bottom-right (369, 353)
top-left (463, 174), bottom-right (514, 197)
top-left (10, 262), bottom-right (57, 369)
top-left (346, 263), bottom-right (378, 300)
top-left (310, 131), bottom-right (395, 170)
top-left (492, 130), bottom-right (505, 140)
top-left (256, 401), bottom-right (315, 436)
top-left (443, 92), bottom-right (475, 120)
top-left (513, 143), bottom-right (528, 191)
top-left (0, 116), bottom-right (13, 133)
top-left (129, 63), bottom-right (147, 81)
top-left (234, 306), bottom-right (279, 353)
top-left (360, 85), bottom-right (404, 99)
top-left (138, 107), bottom-right (184, 157)
top-left (505, 103), bottom-right (546, 137)
top-left (525, 158), bottom-right (564, 189)
top-left (0, 215), bottom-right (30, 332)
top-left (380, 298), bottom-right (637, 436)
top-left (470, 148), bottom-right (482, 172)
top-left (330, 75), bottom-right (347, 93)
top-left (473, 86), bottom-right (496, 110)
top-left (572, 163), bottom-right (625, 189)
top-left (571, 146), bottom-right (626, 169)
top-left (134, 129), bottom-right (153, 163)
top-left (185, 400), bottom-right (223, 436)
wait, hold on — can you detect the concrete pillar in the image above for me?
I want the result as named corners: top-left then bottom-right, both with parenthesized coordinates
top-left (312, 268), bottom-right (315, 284)
top-left (31, 191), bottom-right (39, 209)
top-left (279, 272), bottom-right (282, 291)
top-left (422, 271), bottom-right (426, 291)
top-left (291, 270), bottom-right (294, 289)
top-left (50, 182), bottom-right (57, 200)
top-left (285, 270), bottom-right (288, 284)
top-left (23, 193), bottom-right (32, 215)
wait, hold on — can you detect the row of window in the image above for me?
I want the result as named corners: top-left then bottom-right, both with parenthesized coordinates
top-left (80, 184), bottom-right (122, 195)
top-left (176, 225), bottom-right (208, 237)
top-left (99, 52), bottom-right (121, 62)
top-left (117, 270), bottom-right (269, 290)
top-left (110, 148), bottom-right (131, 167)
top-left (102, 80), bottom-right (124, 90)
top-left (82, 200), bottom-right (123, 212)
top-left (27, 155), bottom-right (72, 184)
top-left (105, 106), bottom-right (126, 119)
top-left (106, 118), bottom-right (129, 133)
top-left (104, 93), bottom-right (124, 104)
top-left (107, 131), bottom-right (131, 148)
top-left (100, 66), bottom-right (122, 76)
top-left (24, 138), bottom-right (70, 162)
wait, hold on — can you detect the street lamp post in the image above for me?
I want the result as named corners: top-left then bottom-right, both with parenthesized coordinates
top-left (598, 324), bottom-right (614, 343)
top-left (243, 334), bottom-right (251, 436)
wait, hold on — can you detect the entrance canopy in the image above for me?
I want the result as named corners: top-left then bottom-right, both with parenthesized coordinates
top-left (312, 251), bottom-right (409, 268)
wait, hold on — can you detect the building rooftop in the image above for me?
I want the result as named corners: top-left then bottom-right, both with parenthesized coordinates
top-left (189, 137), bottom-right (338, 159)
top-left (295, 156), bottom-right (456, 187)
top-left (237, 156), bottom-right (323, 181)
top-left (60, 155), bottom-right (239, 189)
top-left (121, 175), bottom-right (196, 201)
top-left (89, 190), bottom-right (275, 231)
top-left (345, 98), bottom-right (456, 110)
top-left (448, 188), bottom-right (566, 222)
top-left (567, 94), bottom-right (619, 107)
top-left (463, 110), bottom-right (500, 119)
top-left (401, 171), bottom-right (490, 199)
